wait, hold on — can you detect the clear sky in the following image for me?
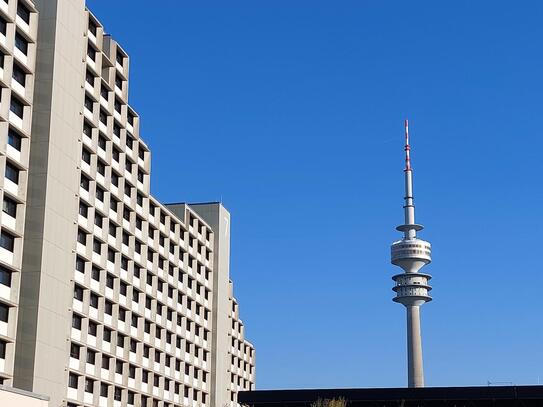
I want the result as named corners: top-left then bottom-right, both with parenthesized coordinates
top-left (87, 0), bottom-right (543, 389)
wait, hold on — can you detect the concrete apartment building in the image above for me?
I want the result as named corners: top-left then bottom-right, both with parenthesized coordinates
top-left (0, 1), bottom-right (255, 406)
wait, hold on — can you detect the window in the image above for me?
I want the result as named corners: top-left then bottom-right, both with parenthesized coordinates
top-left (15, 33), bottom-right (28, 55)
top-left (102, 354), bottom-right (110, 369)
top-left (94, 213), bottom-right (103, 227)
top-left (4, 162), bottom-right (19, 185)
top-left (77, 229), bottom-right (86, 244)
top-left (0, 16), bottom-right (6, 36)
top-left (8, 129), bottom-right (22, 151)
top-left (82, 148), bottom-right (91, 164)
top-left (17, 2), bottom-right (31, 24)
top-left (116, 52), bottom-right (124, 66)
top-left (111, 172), bottom-right (119, 187)
top-left (0, 231), bottom-right (15, 252)
top-left (84, 95), bottom-right (93, 111)
top-left (93, 239), bottom-right (101, 254)
top-left (13, 64), bottom-right (26, 87)
top-left (3, 196), bottom-right (17, 218)
top-left (80, 175), bottom-right (90, 190)
top-left (100, 383), bottom-right (108, 398)
top-left (114, 98), bottom-right (121, 113)
top-left (73, 285), bottom-right (84, 301)
top-left (90, 293), bottom-right (99, 309)
top-left (85, 70), bottom-right (94, 86)
top-left (100, 109), bottom-right (107, 125)
top-left (98, 135), bottom-right (106, 150)
top-left (97, 160), bottom-right (106, 176)
top-left (114, 387), bottom-right (122, 401)
top-left (96, 186), bottom-right (104, 202)
top-left (103, 328), bottom-right (112, 343)
top-left (0, 266), bottom-right (12, 287)
top-left (0, 303), bottom-right (8, 323)
top-left (75, 256), bottom-right (85, 273)
top-left (106, 273), bottom-right (114, 289)
top-left (115, 75), bottom-right (122, 89)
top-left (79, 203), bottom-right (88, 217)
top-left (72, 314), bottom-right (82, 330)
top-left (105, 300), bottom-right (113, 316)
top-left (10, 97), bottom-right (24, 119)
top-left (110, 197), bottom-right (118, 211)
top-left (87, 44), bottom-right (96, 61)
top-left (87, 349), bottom-right (96, 365)
top-left (85, 378), bottom-right (94, 393)
top-left (88, 321), bottom-right (97, 336)
top-left (113, 123), bottom-right (121, 138)
top-left (127, 113), bottom-right (134, 126)
top-left (83, 121), bottom-right (92, 138)
top-left (70, 343), bottom-right (80, 359)
top-left (88, 20), bottom-right (97, 36)
top-left (68, 373), bottom-right (78, 389)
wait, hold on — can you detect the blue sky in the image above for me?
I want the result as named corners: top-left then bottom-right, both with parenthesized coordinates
top-left (87, 1), bottom-right (543, 389)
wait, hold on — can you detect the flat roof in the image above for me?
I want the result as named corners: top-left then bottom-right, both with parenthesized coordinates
top-left (238, 385), bottom-right (543, 406)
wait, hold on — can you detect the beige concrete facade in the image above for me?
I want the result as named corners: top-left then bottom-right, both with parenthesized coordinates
top-left (0, 1), bottom-right (255, 406)
top-left (0, 384), bottom-right (49, 406)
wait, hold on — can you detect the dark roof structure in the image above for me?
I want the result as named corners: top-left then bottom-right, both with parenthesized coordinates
top-left (238, 385), bottom-right (543, 407)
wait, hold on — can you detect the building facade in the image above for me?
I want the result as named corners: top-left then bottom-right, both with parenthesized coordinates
top-left (0, 1), bottom-right (255, 407)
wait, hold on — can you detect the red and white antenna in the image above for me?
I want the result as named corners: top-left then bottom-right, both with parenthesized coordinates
top-left (404, 119), bottom-right (411, 172)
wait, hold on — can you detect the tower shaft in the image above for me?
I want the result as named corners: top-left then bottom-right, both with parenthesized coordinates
top-left (407, 305), bottom-right (424, 388)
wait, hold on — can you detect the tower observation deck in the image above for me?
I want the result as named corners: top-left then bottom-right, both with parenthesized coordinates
top-left (390, 120), bottom-right (432, 388)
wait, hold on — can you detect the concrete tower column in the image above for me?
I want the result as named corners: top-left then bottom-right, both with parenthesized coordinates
top-left (406, 305), bottom-right (424, 388)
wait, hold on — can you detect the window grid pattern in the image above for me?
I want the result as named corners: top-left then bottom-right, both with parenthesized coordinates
top-left (0, 0), bottom-right (37, 385)
top-left (228, 297), bottom-right (256, 406)
top-left (67, 11), bottom-right (218, 407)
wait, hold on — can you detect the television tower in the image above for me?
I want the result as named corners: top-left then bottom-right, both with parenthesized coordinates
top-left (391, 119), bottom-right (432, 388)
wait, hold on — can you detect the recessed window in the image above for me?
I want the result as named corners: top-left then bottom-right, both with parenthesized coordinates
top-left (0, 231), bottom-right (15, 252)
top-left (75, 256), bottom-right (85, 273)
top-left (77, 229), bottom-right (86, 244)
top-left (100, 383), bottom-right (108, 398)
top-left (96, 186), bottom-right (104, 202)
top-left (88, 20), bottom-right (97, 37)
top-left (116, 51), bottom-right (124, 66)
top-left (88, 320), bottom-right (97, 336)
top-left (0, 302), bottom-right (8, 323)
top-left (79, 202), bottom-right (88, 218)
top-left (114, 98), bottom-right (121, 113)
top-left (90, 293), bottom-right (99, 309)
top-left (87, 43), bottom-right (96, 61)
top-left (84, 96), bottom-right (93, 112)
top-left (113, 123), bottom-right (121, 138)
top-left (127, 113), bottom-right (134, 126)
top-left (70, 343), bottom-right (80, 359)
top-left (112, 147), bottom-right (120, 162)
top-left (87, 349), bottom-right (96, 365)
top-left (100, 86), bottom-right (108, 100)
top-left (12, 63), bottom-right (26, 87)
top-left (72, 314), bottom-right (82, 330)
top-left (98, 135), bottom-right (106, 150)
top-left (80, 175), bottom-right (90, 190)
top-left (93, 239), bottom-right (101, 254)
top-left (0, 16), bottom-right (6, 36)
top-left (126, 134), bottom-right (134, 149)
top-left (97, 160), bottom-right (105, 176)
top-left (73, 285), bottom-right (84, 301)
top-left (85, 70), bottom-right (94, 86)
top-left (94, 213), bottom-right (103, 227)
top-left (115, 75), bottom-right (122, 89)
top-left (0, 266), bottom-right (12, 287)
top-left (3, 196), bottom-right (17, 218)
top-left (15, 33), bottom-right (28, 55)
top-left (17, 2), bottom-right (31, 24)
top-left (99, 109), bottom-right (107, 125)
top-left (83, 121), bottom-right (92, 138)
top-left (111, 172), bottom-right (119, 187)
top-left (85, 378), bottom-right (94, 393)
top-left (110, 197), bottom-right (118, 211)
top-left (68, 373), bottom-right (78, 389)
top-left (10, 97), bottom-right (24, 119)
